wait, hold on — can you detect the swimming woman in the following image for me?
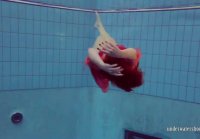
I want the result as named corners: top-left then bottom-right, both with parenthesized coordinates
top-left (85, 12), bottom-right (144, 92)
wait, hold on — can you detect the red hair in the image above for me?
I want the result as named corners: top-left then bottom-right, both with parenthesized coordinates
top-left (85, 45), bottom-right (144, 92)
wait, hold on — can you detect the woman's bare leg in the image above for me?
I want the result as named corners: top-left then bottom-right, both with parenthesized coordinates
top-left (94, 12), bottom-right (117, 46)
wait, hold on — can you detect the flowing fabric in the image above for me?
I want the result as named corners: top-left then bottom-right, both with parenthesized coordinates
top-left (85, 45), bottom-right (144, 93)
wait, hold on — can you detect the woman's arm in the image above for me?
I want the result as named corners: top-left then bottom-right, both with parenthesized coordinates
top-left (88, 47), bottom-right (123, 76)
top-left (88, 48), bottom-right (104, 68)
top-left (120, 48), bottom-right (137, 60)
top-left (99, 41), bottom-right (137, 60)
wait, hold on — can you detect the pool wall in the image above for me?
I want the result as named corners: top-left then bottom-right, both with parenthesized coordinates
top-left (0, 0), bottom-right (200, 139)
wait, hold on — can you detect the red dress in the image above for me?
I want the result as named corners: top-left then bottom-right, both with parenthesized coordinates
top-left (85, 45), bottom-right (144, 93)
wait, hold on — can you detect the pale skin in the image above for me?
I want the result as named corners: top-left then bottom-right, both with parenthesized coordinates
top-left (88, 12), bottom-right (137, 76)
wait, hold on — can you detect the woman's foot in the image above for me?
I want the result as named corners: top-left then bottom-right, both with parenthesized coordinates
top-left (94, 12), bottom-right (102, 29)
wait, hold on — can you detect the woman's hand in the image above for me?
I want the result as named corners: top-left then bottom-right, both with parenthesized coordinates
top-left (98, 41), bottom-right (123, 58)
top-left (99, 63), bottom-right (123, 76)
top-left (88, 47), bottom-right (123, 76)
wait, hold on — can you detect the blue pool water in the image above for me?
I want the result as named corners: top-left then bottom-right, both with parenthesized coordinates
top-left (0, 0), bottom-right (200, 139)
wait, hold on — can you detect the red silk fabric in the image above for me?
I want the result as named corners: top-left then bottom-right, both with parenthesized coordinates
top-left (85, 45), bottom-right (144, 92)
